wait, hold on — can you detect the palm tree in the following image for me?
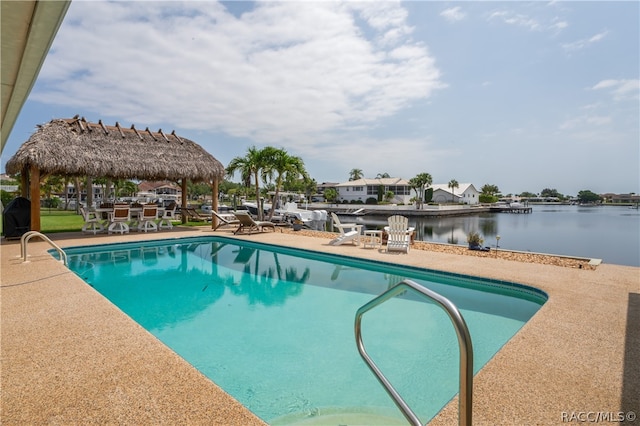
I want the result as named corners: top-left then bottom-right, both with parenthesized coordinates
top-left (448, 179), bottom-right (459, 204)
top-left (376, 172), bottom-right (390, 179)
top-left (349, 168), bottom-right (363, 181)
top-left (384, 190), bottom-right (394, 203)
top-left (324, 188), bottom-right (338, 204)
top-left (226, 146), bottom-right (266, 219)
top-left (261, 147), bottom-right (308, 220)
top-left (408, 172), bottom-right (432, 209)
top-left (117, 180), bottom-right (138, 198)
top-left (40, 175), bottom-right (64, 211)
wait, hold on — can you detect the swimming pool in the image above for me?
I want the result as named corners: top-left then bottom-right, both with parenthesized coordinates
top-left (61, 236), bottom-right (547, 424)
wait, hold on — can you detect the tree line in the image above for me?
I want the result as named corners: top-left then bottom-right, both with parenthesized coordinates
top-left (0, 154), bottom-right (618, 211)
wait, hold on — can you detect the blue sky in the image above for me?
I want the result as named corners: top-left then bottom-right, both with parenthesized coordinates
top-left (2, 1), bottom-right (638, 196)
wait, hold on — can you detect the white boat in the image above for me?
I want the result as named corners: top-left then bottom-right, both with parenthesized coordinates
top-left (282, 202), bottom-right (314, 225)
top-left (241, 201), bottom-right (328, 230)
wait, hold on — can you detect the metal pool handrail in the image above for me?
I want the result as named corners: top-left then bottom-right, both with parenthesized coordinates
top-left (354, 279), bottom-right (473, 426)
top-left (20, 231), bottom-right (68, 266)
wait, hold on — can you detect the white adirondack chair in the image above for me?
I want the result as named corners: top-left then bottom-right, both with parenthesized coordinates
top-left (329, 212), bottom-right (362, 246)
top-left (385, 215), bottom-right (413, 253)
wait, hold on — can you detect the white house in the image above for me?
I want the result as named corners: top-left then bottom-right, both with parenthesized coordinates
top-left (431, 183), bottom-right (480, 205)
top-left (335, 178), bottom-right (413, 204)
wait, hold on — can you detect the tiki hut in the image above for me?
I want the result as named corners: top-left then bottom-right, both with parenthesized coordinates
top-left (5, 116), bottom-right (225, 231)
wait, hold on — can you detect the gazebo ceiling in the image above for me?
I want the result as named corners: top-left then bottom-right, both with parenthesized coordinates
top-left (5, 117), bottom-right (225, 182)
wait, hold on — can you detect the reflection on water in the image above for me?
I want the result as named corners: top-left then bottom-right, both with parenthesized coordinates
top-left (337, 205), bottom-right (640, 266)
top-left (67, 240), bottom-right (314, 329)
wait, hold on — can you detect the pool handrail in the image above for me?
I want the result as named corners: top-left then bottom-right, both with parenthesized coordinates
top-left (354, 279), bottom-right (473, 426)
top-left (20, 231), bottom-right (68, 266)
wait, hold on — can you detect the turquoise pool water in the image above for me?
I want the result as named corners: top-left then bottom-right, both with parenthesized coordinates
top-left (62, 236), bottom-right (547, 424)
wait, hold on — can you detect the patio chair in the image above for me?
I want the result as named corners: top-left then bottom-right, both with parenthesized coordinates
top-left (233, 211), bottom-right (276, 234)
top-left (385, 215), bottom-right (414, 253)
top-left (158, 202), bottom-right (177, 230)
top-left (108, 205), bottom-right (130, 234)
top-left (212, 210), bottom-right (240, 231)
top-left (137, 204), bottom-right (158, 232)
top-left (80, 206), bottom-right (104, 235)
top-left (328, 212), bottom-right (362, 246)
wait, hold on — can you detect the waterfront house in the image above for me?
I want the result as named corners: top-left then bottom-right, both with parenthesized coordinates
top-left (335, 177), bottom-right (413, 204)
top-left (431, 183), bottom-right (480, 205)
top-left (601, 193), bottom-right (640, 204)
top-left (137, 181), bottom-right (182, 203)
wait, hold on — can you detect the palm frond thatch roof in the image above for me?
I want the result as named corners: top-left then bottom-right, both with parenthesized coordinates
top-left (5, 116), bottom-right (224, 182)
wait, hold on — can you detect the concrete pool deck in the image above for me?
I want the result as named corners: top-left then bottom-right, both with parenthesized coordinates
top-left (1, 227), bottom-right (638, 425)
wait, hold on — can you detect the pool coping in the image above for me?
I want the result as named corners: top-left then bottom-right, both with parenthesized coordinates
top-left (1, 227), bottom-right (639, 425)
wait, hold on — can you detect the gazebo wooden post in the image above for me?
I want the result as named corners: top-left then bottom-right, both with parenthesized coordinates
top-left (29, 164), bottom-right (41, 231)
top-left (211, 179), bottom-right (219, 230)
top-left (20, 165), bottom-right (29, 198)
top-left (86, 177), bottom-right (93, 209)
top-left (181, 178), bottom-right (188, 224)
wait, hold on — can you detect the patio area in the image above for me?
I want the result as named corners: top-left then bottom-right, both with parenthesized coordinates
top-left (1, 227), bottom-right (638, 425)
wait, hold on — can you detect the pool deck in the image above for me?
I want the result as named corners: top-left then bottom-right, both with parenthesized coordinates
top-left (1, 227), bottom-right (638, 425)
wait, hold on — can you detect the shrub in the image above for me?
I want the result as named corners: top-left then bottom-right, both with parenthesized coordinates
top-left (467, 232), bottom-right (483, 246)
top-left (365, 197), bottom-right (378, 205)
top-left (1, 190), bottom-right (15, 208)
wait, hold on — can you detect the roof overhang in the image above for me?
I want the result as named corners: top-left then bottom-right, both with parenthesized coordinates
top-left (1, 0), bottom-right (70, 153)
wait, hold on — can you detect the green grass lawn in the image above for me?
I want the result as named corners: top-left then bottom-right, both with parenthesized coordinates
top-left (1, 209), bottom-right (205, 235)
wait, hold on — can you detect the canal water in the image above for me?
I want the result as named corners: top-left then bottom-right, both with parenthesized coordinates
top-left (349, 205), bottom-right (639, 267)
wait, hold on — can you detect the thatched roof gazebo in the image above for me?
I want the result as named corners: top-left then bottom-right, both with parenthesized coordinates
top-left (6, 116), bottom-right (225, 231)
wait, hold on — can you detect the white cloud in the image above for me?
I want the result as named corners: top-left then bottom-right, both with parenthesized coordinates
top-left (562, 30), bottom-right (608, 51)
top-left (32, 1), bottom-right (444, 150)
top-left (440, 7), bottom-right (465, 23)
top-left (591, 79), bottom-right (640, 101)
top-left (550, 19), bottom-right (568, 31)
top-left (489, 10), bottom-right (540, 31)
top-left (559, 114), bottom-right (612, 130)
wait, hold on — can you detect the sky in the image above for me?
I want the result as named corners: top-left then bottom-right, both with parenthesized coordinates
top-left (1, 0), bottom-right (638, 196)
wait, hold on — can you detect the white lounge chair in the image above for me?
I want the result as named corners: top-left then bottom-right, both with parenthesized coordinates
top-left (385, 215), bottom-right (414, 253)
top-left (80, 206), bottom-right (104, 235)
top-left (329, 212), bottom-right (362, 246)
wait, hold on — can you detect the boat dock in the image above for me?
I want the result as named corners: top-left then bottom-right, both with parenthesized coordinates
top-left (489, 206), bottom-right (533, 214)
top-left (322, 205), bottom-right (493, 217)
top-left (303, 203), bottom-right (533, 217)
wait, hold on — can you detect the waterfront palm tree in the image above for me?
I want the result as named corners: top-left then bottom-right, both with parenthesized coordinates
top-left (226, 146), bottom-right (267, 219)
top-left (261, 147), bottom-right (308, 220)
top-left (349, 168), bottom-right (363, 181)
top-left (324, 188), bottom-right (338, 204)
top-left (384, 190), bottom-right (394, 203)
top-left (480, 183), bottom-right (501, 203)
top-left (409, 172), bottom-right (432, 209)
top-left (448, 179), bottom-right (459, 204)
